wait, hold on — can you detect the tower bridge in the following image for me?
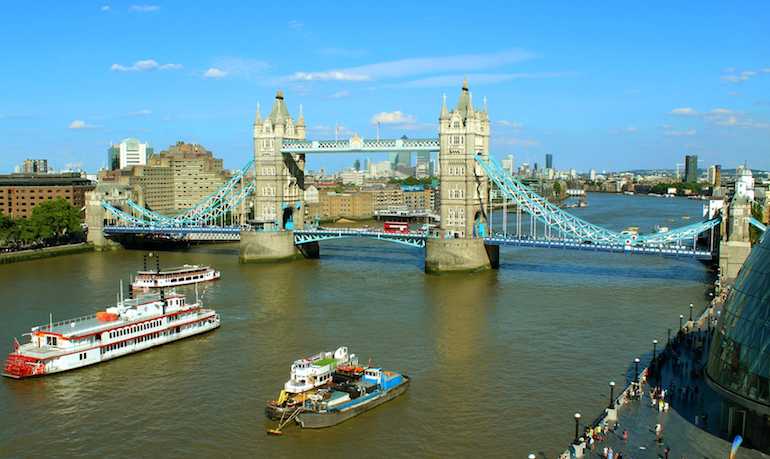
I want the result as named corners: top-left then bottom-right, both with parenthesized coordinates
top-left (90, 79), bottom-right (739, 273)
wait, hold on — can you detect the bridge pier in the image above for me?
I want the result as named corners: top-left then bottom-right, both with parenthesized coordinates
top-left (424, 237), bottom-right (498, 274)
top-left (239, 230), bottom-right (315, 263)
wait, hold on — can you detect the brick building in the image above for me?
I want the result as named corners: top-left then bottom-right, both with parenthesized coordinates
top-left (0, 173), bottom-right (96, 219)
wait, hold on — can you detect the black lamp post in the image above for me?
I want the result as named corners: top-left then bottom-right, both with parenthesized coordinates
top-left (609, 381), bottom-right (616, 408)
top-left (690, 303), bottom-right (693, 321)
top-left (653, 339), bottom-right (658, 360)
top-left (634, 358), bottom-right (640, 383)
top-left (573, 413), bottom-right (581, 444)
top-left (667, 327), bottom-right (672, 345)
top-left (679, 314), bottom-right (684, 330)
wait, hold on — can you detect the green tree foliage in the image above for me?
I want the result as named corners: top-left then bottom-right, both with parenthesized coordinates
top-left (30, 198), bottom-right (82, 241)
top-left (387, 177), bottom-right (433, 186)
top-left (553, 181), bottom-right (563, 196)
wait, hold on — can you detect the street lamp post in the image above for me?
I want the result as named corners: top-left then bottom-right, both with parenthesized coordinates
top-left (653, 339), bottom-right (658, 360)
top-left (634, 358), bottom-right (640, 383)
top-left (690, 303), bottom-right (694, 321)
top-left (574, 413), bottom-right (582, 444)
top-left (679, 314), bottom-right (684, 330)
top-left (667, 327), bottom-right (672, 345)
top-left (609, 381), bottom-right (616, 408)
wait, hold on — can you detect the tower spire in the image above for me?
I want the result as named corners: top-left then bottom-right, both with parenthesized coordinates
top-left (440, 93), bottom-right (449, 119)
top-left (298, 104), bottom-right (305, 126)
top-left (254, 102), bottom-right (262, 125)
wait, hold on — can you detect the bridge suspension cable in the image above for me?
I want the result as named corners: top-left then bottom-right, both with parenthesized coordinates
top-left (476, 155), bottom-right (720, 245)
top-left (102, 158), bottom-right (256, 227)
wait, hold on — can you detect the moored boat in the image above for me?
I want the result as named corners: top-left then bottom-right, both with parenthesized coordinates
top-left (294, 367), bottom-right (410, 429)
top-left (131, 253), bottom-right (220, 290)
top-left (2, 286), bottom-right (220, 379)
top-left (265, 346), bottom-right (359, 421)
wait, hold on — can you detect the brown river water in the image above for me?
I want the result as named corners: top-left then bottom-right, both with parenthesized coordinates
top-left (0, 193), bottom-right (714, 458)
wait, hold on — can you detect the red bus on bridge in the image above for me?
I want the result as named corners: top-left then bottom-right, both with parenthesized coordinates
top-left (384, 221), bottom-right (409, 233)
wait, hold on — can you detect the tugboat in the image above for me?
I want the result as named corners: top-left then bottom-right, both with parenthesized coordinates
top-left (2, 284), bottom-right (219, 379)
top-left (265, 346), bottom-right (358, 421)
top-left (294, 367), bottom-right (410, 429)
top-left (266, 358), bottom-right (409, 433)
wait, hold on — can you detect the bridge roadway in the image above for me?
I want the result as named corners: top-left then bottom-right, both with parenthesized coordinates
top-left (102, 225), bottom-right (713, 259)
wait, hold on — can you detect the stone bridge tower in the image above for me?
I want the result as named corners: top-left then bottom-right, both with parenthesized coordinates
top-left (437, 77), bottom-right (491, 238)
top-left (425, 78), bottom-right (498, 274)
top-left (252, 89), bottom-right (307, 230)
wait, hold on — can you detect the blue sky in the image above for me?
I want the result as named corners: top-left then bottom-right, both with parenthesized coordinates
top-left (1, 1), bottom-right (768, 175)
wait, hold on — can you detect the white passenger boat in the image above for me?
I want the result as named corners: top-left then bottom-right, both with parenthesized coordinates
top-left (2, 287), bottom-right (220, 379)
top-left (284, 346), bottom-right (358, 394)
top-left (131, 254), bottom-right (220, 290)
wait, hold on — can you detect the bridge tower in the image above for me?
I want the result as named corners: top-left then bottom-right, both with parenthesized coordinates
top-left (252, 88), bottom-right (307, 230)
top-left (240, 89), bottom-right (317, 263)
top-left (425, 78), bottom-right (499, 274)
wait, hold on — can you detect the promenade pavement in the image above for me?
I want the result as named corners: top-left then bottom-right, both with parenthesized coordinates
top-left (578, 322), bottom-right (770, 459)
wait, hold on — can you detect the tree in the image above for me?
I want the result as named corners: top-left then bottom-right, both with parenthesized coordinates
top-left (29, 198), bottom-right (82, 242)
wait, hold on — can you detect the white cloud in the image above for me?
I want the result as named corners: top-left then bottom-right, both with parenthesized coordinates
top-left (498, 120), bottom-right (524, 128)
top-left (288, 20), bottom-right (303, 28)
top-left (729, 92), bottom-right (742, 97)
top-left (206, 57), bottom-right (269, 79)
top-left (102, 6), bottom-right (111, 11)
top-left (662, 130), bottom-right (697, 136)
top-left (327, 90), bottom-right (350, 99)
top-left (129, 5), bottom-right (160, 12)
top-left (68, 120), bottom-right (103, 130)
top-left (120, 110), bottom-right (151, 118)
top-left (162, 116), bottom-right (172, 121)
top-left (290, 71), bottom-right (371, 82)
top-left (763, 69), bottom-right (770, 73)
top-left (741, 71), bottom-right (758, 77)
top-left (388, 71), bottom-right (579, 89)
top-left (726, 68), bottom-right (739, 73)
top-left (611, 126), bottom-right (637, 134)
top-left (111, 59), bottom-right (183, 72)
top-left (203, 68), bottom-right (228, 78)
top-left (158, 63), bottom-right (183, 70)
top-left (660, 124), bottom-right (674, 129)
top-left (370, 111), bottom-right (417, 125)
top-left (718, 68), bottom-right (768, 84)
top-left (289, 48), bottom-right (539, 84)
top-left (669, 108), bottom-right (699, 116)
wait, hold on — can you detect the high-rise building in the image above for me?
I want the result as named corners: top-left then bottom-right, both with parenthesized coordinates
top-left (364, 158), bottom-right (372, 171)
top-left (416, 151), bottom-right (430, 166)
top-left (501, 155), bottom-right (514, 174)
top-left (707, 165), bottom-right (722, 186)
top-left (545, 154), bottom-right (553, 170)
top-left (684, 155), bottom-right (698, 183)
top-left (21, 159), bottom-right (48, 173)
top-left (354, 159), bottom-right (361, 171)
top-left (108, 138), bottom-right (153, 170)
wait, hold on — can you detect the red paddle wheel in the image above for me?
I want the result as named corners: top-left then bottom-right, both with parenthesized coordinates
top-left (2, 354), bottom-right (46, 378)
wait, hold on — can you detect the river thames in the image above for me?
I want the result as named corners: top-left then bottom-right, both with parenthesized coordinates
top-left (0, 193), bottom-right (714, 458)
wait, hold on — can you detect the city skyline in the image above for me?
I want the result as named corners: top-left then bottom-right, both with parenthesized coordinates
top-left (1, 1), bottom-right (768, 175)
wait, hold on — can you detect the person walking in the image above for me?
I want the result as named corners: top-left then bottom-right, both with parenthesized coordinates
top-left (655, 422), bottom-right (662, 440)
top-left (622, 428), bottom-right (628, 442)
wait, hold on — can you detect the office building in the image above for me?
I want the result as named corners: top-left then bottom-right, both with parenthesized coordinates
top-left (0, 173), bottom-right (95, 219)
top-left (684, 155), bottom-right (698, 183)
top-left (545, 154), bottom-right (553, 170)
top-left (108, 138), bottom-right (154, 170)
top-left (21, 159), bottom-right (48, 173)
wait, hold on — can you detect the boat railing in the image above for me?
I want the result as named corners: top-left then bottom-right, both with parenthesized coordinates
top-left (36, 314), bottom-right (100, 332)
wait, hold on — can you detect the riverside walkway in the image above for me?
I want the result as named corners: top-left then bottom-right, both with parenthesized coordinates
top-left (564, 308), bottom-right (770, 459)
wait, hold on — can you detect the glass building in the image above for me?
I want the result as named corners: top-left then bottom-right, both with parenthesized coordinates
top-left (706, 229), bottom-right (770, 448)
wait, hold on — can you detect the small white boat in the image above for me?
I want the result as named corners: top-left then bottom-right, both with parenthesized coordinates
top-left (131, 254), bottom-right (220, 290)
top-left (284, 346), bottom-right (358, 394)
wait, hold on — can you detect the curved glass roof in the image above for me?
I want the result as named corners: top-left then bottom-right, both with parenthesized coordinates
top-left (707, 230), bottom-right (770, 410)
